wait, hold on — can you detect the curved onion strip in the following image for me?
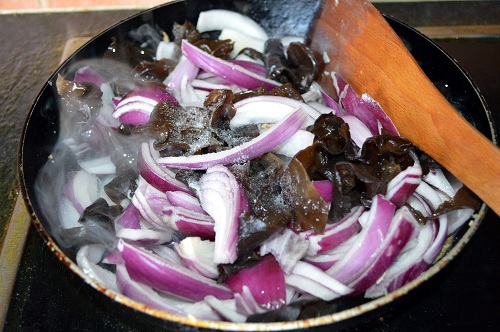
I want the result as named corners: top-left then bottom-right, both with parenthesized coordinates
top-left (303, 205), bottom-right (364, 256)
top-left (199, 165), bottom-right (248, 264)
top-left (349, 207), bottom-right (417, 294)
top-left (327, 195), bottom-right (396, 284)
top-left (259, 228), bottom-right (309, 273)
top-left (231, 95), bottom-right (320, 129)
top-left (225, 255), bottom-right (286, 310)
top-left (174, 237), bottom-right (218, 279)
top-left (118, 239), bottom-right (233, 301)
top-left (138, 141), bottom-right (191, 193)
top-left (196, 9), bottom-right (269, 40)
top-left (115, 264), bottom-right (188, 316)
top-left (182, 40), bottom-right (279, 90)
top-left (166, 191), bottom-right (205, 214)
top-left (157, 107), bottom-right (309, 170)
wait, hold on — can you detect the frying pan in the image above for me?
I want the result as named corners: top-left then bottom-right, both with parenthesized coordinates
top-left (19, 0), bottom-right (496, 330)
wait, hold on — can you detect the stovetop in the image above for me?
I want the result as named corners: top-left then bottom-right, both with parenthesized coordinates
top-left (1, 2), bottom-right (499, 331)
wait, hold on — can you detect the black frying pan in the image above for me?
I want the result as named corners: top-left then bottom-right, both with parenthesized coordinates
top-left (19, 0), bottom-right (495, 330)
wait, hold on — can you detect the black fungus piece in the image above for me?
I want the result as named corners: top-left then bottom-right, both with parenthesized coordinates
top-left (263, 39), bottom-right (295, 85)
top-left (263, 39), bottom-right (319, 93)
top-left (193, 39), bottom-right (234, 60)
top-left (56, 75), bottom-right (103, 122)
top-left (236, 154), bottom-right (292, 256)
top-left (233, 83), bottom-right (304, 103)
top-left (60, 198), bottom-right (122, 248)
top-left (172, 21), bottom-right (200, 45)
top-left (133, 100), bottom-right (221, 155)
top-left (78, 198), bottom-right (122, 228)
top-left (128, 23), bottom-right (164, 50)
top-left (280, 157), bottom-right (329, 233)
top-left (133, 58), bottom-right (174, 82)
top-left (309, 113), bottom-right (351, 155)
top-left (104, 37), bottom-right (155, 69)
top-left (204, 89), bottom-right (237, 130)
top-left (286, 42), bottom-right (318, 93)
top-left (104, 167), bottom-right (138, 204)
top-left (297, 113), bottom-right (419, 222)
top-left (237, 47), bottom-right (263, 61)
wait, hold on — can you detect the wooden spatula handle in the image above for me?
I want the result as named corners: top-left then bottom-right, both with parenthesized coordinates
top-left (309, 0), bottom-right (500, 215)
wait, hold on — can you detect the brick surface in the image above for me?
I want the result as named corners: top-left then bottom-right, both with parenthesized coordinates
top-left (0, 0), bottom-right (41, 10)
top-left (45, 0), bottom-right (168, 8)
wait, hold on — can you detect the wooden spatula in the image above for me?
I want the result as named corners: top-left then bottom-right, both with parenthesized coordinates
top-left (308, 0), bottom-right (500, 215)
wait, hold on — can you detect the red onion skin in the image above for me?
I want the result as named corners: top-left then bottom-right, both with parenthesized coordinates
top-left (327, 195), bottom-right (396, 284)
top-left (118, 240), bottom-right (233, 301)
top-left (225, 255), bottom-right (286, 310)
top-left (137, 142), bottom-right (191, 193)
top-left (349, 208), bottom-right (417, 294)
top-left (182, 40), bottom-right (280, 90)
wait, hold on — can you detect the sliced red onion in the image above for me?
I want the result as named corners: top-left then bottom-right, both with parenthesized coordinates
top-left (74, 66), bottom-right (108, 87)
top-left (138, 141), bottom-right (191, 193)
top-left (190, 78), bottom-right (235, 92)
top-left (303, 205), bottom-right (364, 256)
top-left (157, 107), bottom-right (309, 170)
top-left (385, 165), bottom-right (423, 207)
top-left (423, 166), bottom-right (455, 198)
top-left (423, 215), bottom-right (448, 264)
top-left (174, 237), bottom-right (219, 279)
top-left (349, 206), bottom-right (418, 294)
top-left (156, 40), bottom-right (180, 61)
top-left (149, 244), bottom-right (184, 266)
top-left (364, 220), bottom-right (435, 298)
top-left (332, 73), bottom-right (399, 136)
top-left (162, 205), bottom-right (215, 239)
top-left (118, 239), bottom-right (233, 301)
top-left (113, 85), bottom-right (178, 125)
top-left (260, 128), bottom-right (314, 158)
top-left (446, 207), bottom-right (474, 235)
top-left (116, 228), bottom-right (174, 246)
top-left (312, 180), bottom-right (333, 203)
top-left (198, 165), bottom-right (248, 264)
top-left (115, 203), bottom-right (141, 230)
top-left (102, 249), bottom-right (124, 265)
top-left (415, 181), bottom-right (444, 210)
top-left (229, 60), bottom-right (267, 77)
top-left (259, 228), bottom-right (309, 273)
top-left (327, 195), bottom-right (396, 284)
top-left (286, 261), bottom-right (352, 301)
top-left (339, 114), bottom-right (373, 149)
top-left (182, 40), bottom-right (279, 90)
top-left (115, 264), bottom-right (187, 316)
top-left (78, 156), bottom-right (116, 175)
top-left (58, 197), bottom-right (82, 229)
top-left (196, 9), bottom-right (269, 40)
top-left (131, 177), bottom-right (171, 230)
top-left (225, 255), bottom-right (286, 310)
top-left (166, 190), bottom-right (204, 214)
top-left (231, 96), bottom-right (320, 129)
top-left (64, 170), bottom-right (99, 214)
top-left (204, 296), bottom-right (246, 323)
top-left (285, 274), bottom-right (340, 301)
top-left (321, 91), bottom-right (341, 114)
top-left (76, 244), bottom-right (118, 292)
top-left (234, 286), bottom-right (266, 316)
top-left (302, 251), bottom-right (344, 271)
top-left (179, 74), bottom-right (208, 107)
top-left (163, 55), bottom-right (200, 91)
